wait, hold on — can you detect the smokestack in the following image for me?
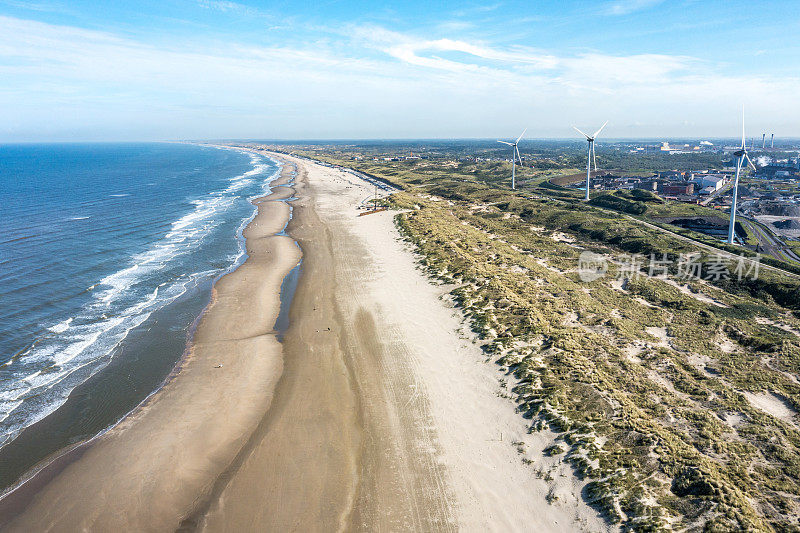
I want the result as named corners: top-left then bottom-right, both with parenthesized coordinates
top-left (762, 133), bottom-right (766, 148)
top-left (771, 133), bottom-right (774, 149)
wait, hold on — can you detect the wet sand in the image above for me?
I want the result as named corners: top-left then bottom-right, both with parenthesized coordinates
top-left (195, 157), bottom-right (455, 532)
top-left (0, 153), bottom-right (607, 532)
top-left (194, 153), bottom-right (606, 532)
top-left (0, 161), bottom-right (301, 531)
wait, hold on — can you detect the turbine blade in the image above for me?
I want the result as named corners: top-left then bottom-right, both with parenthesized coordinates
top-left (515, 128), bottom-right (527, 144)
top-left (497, 140), bottom-right (513, 145)
top-left (515, 145), bottom-right (522, 165)
top-left (745, 152), bottom-right (757, 172)
top-left (741, 106), bottom-right (746, 149)
top-left (592, 120), bottom-right (609, 139)
top-left (572, 126), bottom-right (590, 139)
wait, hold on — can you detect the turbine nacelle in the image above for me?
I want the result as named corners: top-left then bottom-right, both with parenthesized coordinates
top-left (572, 121), bottom-right (608, 143)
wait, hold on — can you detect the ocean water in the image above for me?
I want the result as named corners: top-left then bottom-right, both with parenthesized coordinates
top-left (0, 143), bottom-right (279, 467)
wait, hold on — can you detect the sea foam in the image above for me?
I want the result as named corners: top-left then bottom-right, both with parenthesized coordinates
top-left (0, 148), bottom-right (280, 449)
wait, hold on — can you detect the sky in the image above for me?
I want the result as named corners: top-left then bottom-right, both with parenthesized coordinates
top-left (1, 0), bottom-right (799, 141)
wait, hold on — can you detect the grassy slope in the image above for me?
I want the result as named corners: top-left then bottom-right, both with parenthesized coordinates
top-left (285, 147), bottom-right (800, 531)
top-left (395, 196), bottom-right (800, 531)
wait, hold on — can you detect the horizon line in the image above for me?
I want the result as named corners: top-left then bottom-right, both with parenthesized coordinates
top-left (2, 137), bottom-right (800, 145)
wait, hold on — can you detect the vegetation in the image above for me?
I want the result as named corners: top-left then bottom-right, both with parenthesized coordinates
top-left (253, 141), bottom-right (800, 531)
top-left (391, 192), bottom-right (800, 531)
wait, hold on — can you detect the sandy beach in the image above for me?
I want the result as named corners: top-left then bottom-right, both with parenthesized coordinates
top-left (0, 153), bottom-right (607, 531)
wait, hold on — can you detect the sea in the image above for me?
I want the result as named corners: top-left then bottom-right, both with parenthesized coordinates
top-left (0, 142), bottom-right (281, 490)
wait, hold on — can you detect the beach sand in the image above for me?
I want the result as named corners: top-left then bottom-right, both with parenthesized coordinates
top-left (0, 161), bottom-right (301, 531)
top-left (0, 154), bottom-right (608, 531)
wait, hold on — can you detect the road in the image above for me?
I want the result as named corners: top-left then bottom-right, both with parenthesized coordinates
top-left (525, 191), bottom-right (800, 280)
top-left (524, 184), bottom-right (800, 280)
top-left (741, 217), bottom-right (800, 267)
top-left (584, 207), bottom-right (800, 281)
top-left (626, 214), bottom-right (800, 279)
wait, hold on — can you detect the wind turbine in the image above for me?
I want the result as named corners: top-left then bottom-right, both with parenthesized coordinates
top-left (573, 121), bottom-right (608, 201)
top-left (727, 110), bottom-right (757, 244)
top-left (497, 128), bottom-right (526, 190)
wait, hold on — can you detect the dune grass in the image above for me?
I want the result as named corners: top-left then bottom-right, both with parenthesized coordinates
top-left (388, 187), bottom-right (800, 531)
top-left (272, 145), bottom-right (800, 531)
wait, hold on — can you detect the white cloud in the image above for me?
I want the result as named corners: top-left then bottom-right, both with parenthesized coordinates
top-left (604, 0), bottom-right (665, 16)
top-left (436, 21), bottom-right (475, 32)
top-left (384, 38), bottom-right (559, 72)
top-left (561, 53), bottom-right (697, 84)
top-left (0, 15), bottom-right (798, 140)
top-left (196, 0), bottom-right (256, 14)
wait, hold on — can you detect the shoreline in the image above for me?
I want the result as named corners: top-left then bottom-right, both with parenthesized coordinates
top-left (0, 151), bottom-right (607, 531)
top-left (0, 145), bottom-right (287, 500)
top-left (0, 153), bottom-right (301, 530)
top-left (0, 145), bottom-right (285, 501)
top-left (193, 152), bottom-right (608, 531)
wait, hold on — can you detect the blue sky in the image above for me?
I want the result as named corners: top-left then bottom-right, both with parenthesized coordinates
top-left (1, 0), bottom-right (799, 141)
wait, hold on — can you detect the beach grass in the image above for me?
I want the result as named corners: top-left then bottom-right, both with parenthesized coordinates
top-left (392, 193), bottom-right (800, 530)
top-left (282, 146), bottom-right (800, 531)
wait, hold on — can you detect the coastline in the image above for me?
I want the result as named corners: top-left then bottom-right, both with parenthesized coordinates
top-left (0, 144), bottom-right (282, 498)
top-left (193, 152), bottom-right (608, 531)
top-left (0, 155), bottom-right (301, 530)
top-left (0, 151), bottom-right (607, 531)
top-left (220, 152), bottom-right (607, 532)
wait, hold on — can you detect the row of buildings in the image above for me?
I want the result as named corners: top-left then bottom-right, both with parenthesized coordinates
top-left (628, 141), bottom-right (716, 154)
top-left (589, 170), bottom-right (729, 201)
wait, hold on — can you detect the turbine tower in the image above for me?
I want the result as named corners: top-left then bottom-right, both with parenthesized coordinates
top-left (727, 110), bottom-right (757, 245)
top-left (497, 128), bottom-right (526, 190)
top-left (573, 121), bottom-right (608, 201)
